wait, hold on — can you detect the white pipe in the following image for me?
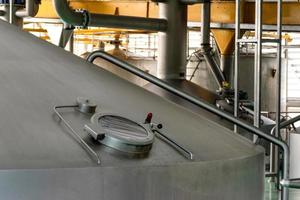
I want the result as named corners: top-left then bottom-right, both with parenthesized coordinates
top-left (15, 0), bottom-right (39, 18)
top-left (9, 0), bottom-right (13, 23)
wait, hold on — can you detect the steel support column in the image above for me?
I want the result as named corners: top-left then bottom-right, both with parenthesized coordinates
top-left (253, 0), bottom-right (263, 142)
top-left (234, 0), bottom-right (241, 133)
top-left (157, 1), bottom-right (187, 79)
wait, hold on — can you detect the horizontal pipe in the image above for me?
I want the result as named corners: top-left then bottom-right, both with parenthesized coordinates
top-left (153, 0), bottom-right (208, 3)
top-left (53, 0), bottom-right (167, 32)
top-left (89, 14), bottom-right (167, 32)
top-left (209, 22), bottom-right (300, 33)
top-left (180, 0), bottom-right (209, 3)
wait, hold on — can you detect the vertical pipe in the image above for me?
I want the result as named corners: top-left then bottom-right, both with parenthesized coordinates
top-left (234, 0), bottom-right (241, 133)
top-left (200, 2), bottom-right (225, 88)
top-left (284, 40), bottom-right (289, 145)
top-left (221, 55), bottom-right (233, 86)
top-left (187, 30), bottom-right (190, 58)
top-left (253, 0), bottom-right (262, 141)
top-left (9, 0), bottom-right (13, 24)
top-left (69, 33), bottom-right (74, 53)
top-left (201, 3), bottom-right (210, 46)
top-left (146, 1), bottom-right (150, 18)
top-left (276, 0), bottom-right (287, 199)
top-left (157, 1), bottom-right (187, 80)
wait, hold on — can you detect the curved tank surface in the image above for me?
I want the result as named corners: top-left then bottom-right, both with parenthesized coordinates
top-left (0, 20), bottom-right (264, 200)
top-left (81, 48), bottom-right (156, 87)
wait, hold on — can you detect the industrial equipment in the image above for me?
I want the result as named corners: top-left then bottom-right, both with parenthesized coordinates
top-left (0, 19), bottom-right (266, 200)
top-left (0, 0), bottom-right (300, 199)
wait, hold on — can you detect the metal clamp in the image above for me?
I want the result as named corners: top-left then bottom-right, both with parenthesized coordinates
top-left (75, 9), bottom-right (90, 29)
top-left (151, 123), bottom-right (194, 160)
top-left (53, 98), bottom-right (100, 164)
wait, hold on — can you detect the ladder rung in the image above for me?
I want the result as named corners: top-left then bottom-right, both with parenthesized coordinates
top-left (236, 39), bottom-right (257, 43)
top-left (262, 39), bottom-right (281, 43)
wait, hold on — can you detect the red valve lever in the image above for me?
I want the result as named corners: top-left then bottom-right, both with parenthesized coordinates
top-left (145, 112), bottom-right (153, 124)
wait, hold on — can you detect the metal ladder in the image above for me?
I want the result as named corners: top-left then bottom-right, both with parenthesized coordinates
top-left (234, 0), bottom-right (284, 198)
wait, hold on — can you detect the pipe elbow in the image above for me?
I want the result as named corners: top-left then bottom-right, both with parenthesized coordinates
top-left (15, 0), bottom-right (40, 18)
top-left (52, 0), bottom-right (85, 26)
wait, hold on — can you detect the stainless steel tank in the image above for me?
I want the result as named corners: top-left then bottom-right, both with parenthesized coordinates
top-left (0, 20), bottom-right (264, 200)
top-left (81, 47), bottom-right (157, 87)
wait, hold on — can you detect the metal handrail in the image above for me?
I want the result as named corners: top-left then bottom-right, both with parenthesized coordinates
top-left (281, 178), bottom-right (300, 189)
top-left (86, 50), bottom-right (290, 195)
top-left (271, 115), bottom-right (300, 136)
top-left (54, 105), bottom-right (101, 164)
top-left (270, 115), bottom-right (300, 190)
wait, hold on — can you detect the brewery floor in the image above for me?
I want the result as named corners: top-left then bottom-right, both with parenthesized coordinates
top-left (265, 178), bottom-right (300, 200)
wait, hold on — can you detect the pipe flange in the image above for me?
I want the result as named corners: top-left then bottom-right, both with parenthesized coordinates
top-left (75, 9), bottom-right (90, 29)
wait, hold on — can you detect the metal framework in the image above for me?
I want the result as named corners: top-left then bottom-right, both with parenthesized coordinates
top-left (234, 0), bottom-right (284, 198)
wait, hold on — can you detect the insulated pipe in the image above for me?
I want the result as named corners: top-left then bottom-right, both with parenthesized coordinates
top-left (201, 2), bottom-right (226, 88)
top-left (87, 51), bottom-right (290, 194)
top-left (88, 14), bottom-right (167, 31)
top-left (52, 0), bottom-right (167, 32)
top-left (15, 0), bottom-right (39, 17)
top-left (157, 1), bottom-right (187, 79)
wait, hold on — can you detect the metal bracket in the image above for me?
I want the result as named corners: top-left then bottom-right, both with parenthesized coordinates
top-left (75, 9), bottom-right (90, 29)
top-left (151, 123), bottom-right (194, 160)
top-left (53, 98), bottom-right (100, 164)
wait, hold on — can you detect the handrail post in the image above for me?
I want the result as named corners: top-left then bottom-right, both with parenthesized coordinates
top-left (234, 0), bottom-right (241, 133)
